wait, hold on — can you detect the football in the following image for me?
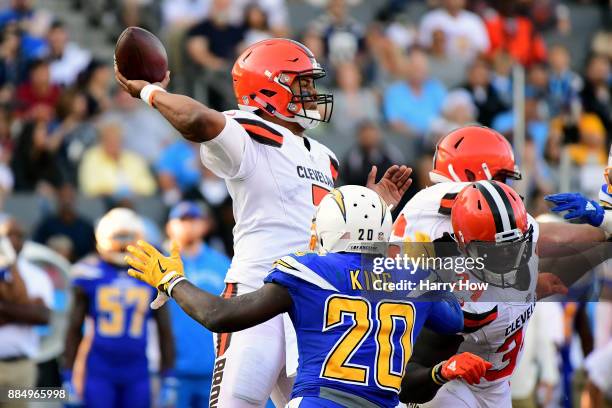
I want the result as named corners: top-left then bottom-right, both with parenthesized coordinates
top-left (114, 26), bottom-right (168, 83)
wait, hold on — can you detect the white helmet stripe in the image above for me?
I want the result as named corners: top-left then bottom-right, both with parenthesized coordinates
top-left (447, 164), bottom-right (461, 182)
top-left (476, 181), bottom-right (512, 232)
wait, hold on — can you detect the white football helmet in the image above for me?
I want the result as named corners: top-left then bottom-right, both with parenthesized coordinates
top-left (95, 208), bottom-right (144, 266)
top-left (312, 185), bottom-right (392, 255)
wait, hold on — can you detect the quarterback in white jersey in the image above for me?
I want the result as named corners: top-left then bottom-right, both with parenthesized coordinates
top-left (204, 108), bottom-right (339, 289)
top-left (115, 38), bottom-right (411, 407)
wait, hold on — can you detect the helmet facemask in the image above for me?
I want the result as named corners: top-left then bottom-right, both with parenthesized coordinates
top-left (277, 69), bottom-right (333, 130)
top-left (462, 223), bottom-right (534, 289)
top-left (95, 208), bottom-right (144, 267)
top-left (233, 38), bottom-right (334, 130)
top-left (97, 229), bottom-right (142, 266)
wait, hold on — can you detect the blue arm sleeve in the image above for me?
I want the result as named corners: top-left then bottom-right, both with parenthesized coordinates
top-left (422, 290), bottom-right (463, 334)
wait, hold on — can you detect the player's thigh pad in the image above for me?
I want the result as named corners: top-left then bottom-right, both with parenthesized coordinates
top-left (210, 313), bottom-right (286, 407)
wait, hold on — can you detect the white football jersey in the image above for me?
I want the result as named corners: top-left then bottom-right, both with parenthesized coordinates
top-left (200, 110), bottom-right (338, 288)
top-left (391, 182), bottom-right (540, 403)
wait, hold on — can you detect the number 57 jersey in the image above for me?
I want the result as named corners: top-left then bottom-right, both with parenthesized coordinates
top-left (71, 256), bottom-right (156, 380)
top-left (264, 251), bottom-right (464, 408)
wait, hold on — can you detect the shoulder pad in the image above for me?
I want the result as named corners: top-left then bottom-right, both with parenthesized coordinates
top-left (273, 254), bottom-right (339, 292)
top-left (228, 112), bottom-right (284, 148)
top-left (72, 257), bottom-right (103, 280)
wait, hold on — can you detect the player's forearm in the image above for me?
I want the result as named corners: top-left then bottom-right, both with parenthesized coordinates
top-left (171, 281), bottom-right (291, 333)
top-left (0, 300), bottom-right (50, 324)
top-left (10, 265), bottom-right (27, 302)
top-left (154, 305), bottom-right (175, 372)
top-left (151, 92), bottom-right (226, 143)
top-left (538, 241), bottom-right (611, 287)
top-left (399, 362), bottom-right (444, 403)
top-left (64, 288), bottom-right (87, 371)
top-left (0, 265), bottom-right (28, 303)
top-left (170, 281), bottom-right (258, 332)
top-left (63, 325), bottom-right (82, 371)
top-left (538, 223), bottom-right (606, 250)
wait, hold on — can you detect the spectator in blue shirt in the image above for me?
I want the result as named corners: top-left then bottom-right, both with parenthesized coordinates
top-left (156, 140), bottom-right (201, 206)
top-left (165, 201), bottom-right (229, 408)
top-left (547, 44), bottom-right (582, 118)
top-left (383, 47), bottom-right (446, 139)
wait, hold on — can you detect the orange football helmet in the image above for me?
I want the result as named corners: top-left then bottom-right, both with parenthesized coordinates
top-left (452, 180), bottom-right (534, 288)
top-left (431, 126), bottom-right (521, 183)
top-left (232, 38), bottom-right (333, 130)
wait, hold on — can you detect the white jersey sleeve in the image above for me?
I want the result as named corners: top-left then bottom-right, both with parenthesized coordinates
top-left (199, 111), bottom-right (259, 180)
top-left (391, 182), bottom-right (470, 243)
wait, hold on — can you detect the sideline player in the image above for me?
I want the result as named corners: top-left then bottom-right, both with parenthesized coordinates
top-left (63, 208), bottom-right (175, 408)
top-left (399, 181), bottom-right (537, 407)
top-left (125, 185), bottom-right (491, 408)
top-left (115, 38), bottom-right (411, 406)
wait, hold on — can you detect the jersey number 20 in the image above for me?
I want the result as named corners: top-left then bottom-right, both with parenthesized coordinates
top-left (320, 295), bottom-right (415, 392)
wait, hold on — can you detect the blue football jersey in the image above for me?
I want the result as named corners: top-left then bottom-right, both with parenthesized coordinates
top-left (72, 256), bottom-right (157, 379)
top-left (264, 252), bottom-right (463, 408)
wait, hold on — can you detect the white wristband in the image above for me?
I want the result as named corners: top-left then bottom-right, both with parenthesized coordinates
top-left (167, 276), bottom-right (187, 297)
top-left (140, 84), bottom-right (166, 107)
top-left (601, 211), bottom-right (612, 239)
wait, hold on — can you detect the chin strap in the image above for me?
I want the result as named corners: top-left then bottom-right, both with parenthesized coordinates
top-left (239, 97), bottom-right (322, 130)
top-left (274, 108), bottom-right (321, 130)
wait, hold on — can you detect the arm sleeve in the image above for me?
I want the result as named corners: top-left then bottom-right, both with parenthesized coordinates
top-left (199, 114), bottom-right (258, 179)
top-left (423, 290), bottom-right (464, 334)
top-left (264, 268), bottom-right (302, 295)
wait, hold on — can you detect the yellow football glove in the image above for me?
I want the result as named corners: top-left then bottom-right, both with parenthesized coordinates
top-left (125, 240), bottom-right (186, 309)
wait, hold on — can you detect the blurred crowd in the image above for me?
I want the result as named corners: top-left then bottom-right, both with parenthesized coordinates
top-left (0, 0), bottom-right (608, 407)
top-left (0, 0), bottom-right (606, 226)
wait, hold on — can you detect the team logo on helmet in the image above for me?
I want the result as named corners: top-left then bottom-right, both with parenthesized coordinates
top-left (330, 189), bottom-right (347, 221)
